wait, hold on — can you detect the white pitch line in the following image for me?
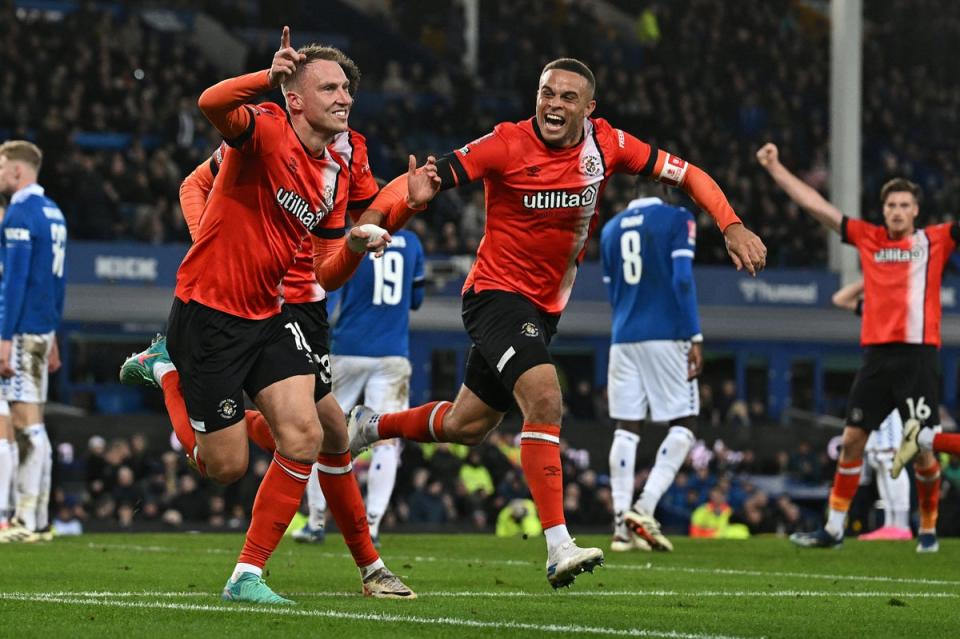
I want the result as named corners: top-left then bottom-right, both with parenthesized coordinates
top-left (82, 542), bottom-right (960, 588)
top-left (17, 590), bottom-right (960, 600)
top-left (0, 593), bottom-right (753, 639)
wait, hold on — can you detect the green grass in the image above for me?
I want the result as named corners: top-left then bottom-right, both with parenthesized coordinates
top-left (2, 532), bottom-right (958, 638)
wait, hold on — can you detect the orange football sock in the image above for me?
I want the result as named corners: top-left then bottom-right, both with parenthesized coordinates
top-left (238, 451), bottom-right (312, 568)
top-left (915, 460), bottom-right (941, 532)
top-left (376, 401), bottom-right (452, 442)
top-left (316, 451), bottom-right (380, 567)
top-left (160, 372), bottom-right (204, 474)
top-left (244, 410), bottom-right (276, 453)
top-left (828, 458), bottom-right (863, 513)
top-left (520, 423), bottom-right (565, 529)
top-left (933, 433), bottom-right (960, 455)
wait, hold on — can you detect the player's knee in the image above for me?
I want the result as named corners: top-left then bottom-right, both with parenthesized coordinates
top-left (274, 416), bottom-right (323, 460)
top-left (457, 420), bottom-right (493, 446)
top-left (518, 385), bottom-right (562, 424)
top-left (206, 457), bottom-right (248, 485)
top-left (667, 422), bottom-right (696, 444)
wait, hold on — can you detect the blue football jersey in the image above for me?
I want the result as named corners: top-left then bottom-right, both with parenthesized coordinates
top-left (0, 184), bottom-right (67, 339)
top-left (330, 229), bottom-right (425, 357)
top-left (600, 197), bottom-right (700, 343)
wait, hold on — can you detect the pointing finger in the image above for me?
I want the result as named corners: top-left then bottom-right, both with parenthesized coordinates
top-left (281, 26), bottom-right (290, 49)
top-left (408, 154), bottom-right (417, 176)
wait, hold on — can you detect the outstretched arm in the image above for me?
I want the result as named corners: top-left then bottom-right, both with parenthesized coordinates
top-left (646, 148), bottom-right (767, 275)
top-left (756, 142), bottom-right (843, 233)
top-left (353, 155), bottom-right (440, 232)
top-left (832, 279), bottom-right (864, 313)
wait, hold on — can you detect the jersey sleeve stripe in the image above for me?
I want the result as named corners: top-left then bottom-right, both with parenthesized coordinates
top-left (310, 225), bottom-right (347, 239)
top-left (840, 216), bottom-right (851, 244)
top-left (436, 153), bottom-right (470, 190)
top-left (347, 193), bottom-right (378, 210)
top-left (224, 105), bottom-right (257, 149)
top-left (412, 279), bottom-right (426, 288)
top-left (209, 156), bottom-right (220, 177)
top-left (671, 249), bottom-right (695, 259)
top-left (590, 124), bottom-right (607, 174)
top-left (639, 145), bottom-right (660, 176)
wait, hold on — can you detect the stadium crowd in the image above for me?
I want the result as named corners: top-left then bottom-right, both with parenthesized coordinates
top-left (52, 424), bottom-right (960, 537)
top-left (4, 1), bottom-right (960, 264)
top-left (57, 427), bottom-right (838, 536)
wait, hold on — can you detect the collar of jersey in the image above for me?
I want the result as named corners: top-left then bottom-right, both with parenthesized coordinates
top-left (627, 197), bottom-right (663, 209)
top-left (10, 183), bottom-right (44, 205)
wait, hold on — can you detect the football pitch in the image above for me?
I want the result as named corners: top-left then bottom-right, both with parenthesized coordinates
top-left (1, 533), bottom-right (957, 638)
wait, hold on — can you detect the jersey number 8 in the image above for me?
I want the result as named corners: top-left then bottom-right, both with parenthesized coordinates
top-left (620, 230), bottom-right (642, 284)
top-left (50, 223), bottom-right (67, 278)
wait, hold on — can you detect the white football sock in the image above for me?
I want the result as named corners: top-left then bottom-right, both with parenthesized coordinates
top-left (9, 440), bottom-right (18, 513)
top-left (825, 509), bottom-right (846, 539)
top-left (153, 361), bottom-right (176, 385)
top-left (608, 429), bottom-right (639, 517)
top-left (365, 443), bottom-right (399, 537)
top-left (231, 563), bottom-right (262, 582)
top-left (918, 427), bottom-right (935, 451)
top-left (544, 524), bottom-right (572, 552)
top-left (360, 557), bottom-right (385, 579)
top-left (0, 440), bottom-right (11, 522)
top-left (306, 464), bottom-right (327, 530)
top-left (36, 432), bottom-right (52, 530)
top-left (15, 424), bottom-right (47, 531)
top-left (635, 426), bottom-right (695, 515)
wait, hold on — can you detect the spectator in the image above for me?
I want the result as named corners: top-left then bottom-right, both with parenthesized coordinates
top-left (495, 499), bottom-right (542, 538)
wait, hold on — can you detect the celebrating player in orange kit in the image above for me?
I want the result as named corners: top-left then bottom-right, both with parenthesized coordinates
top-left (120, 28), bottom-right (437, 603)
top-left (347, 57), bottom-right (766, 588)
top-left (758, 142), bottom-right (946, 553)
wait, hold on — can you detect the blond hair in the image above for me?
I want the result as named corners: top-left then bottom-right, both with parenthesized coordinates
top-left (282, 44), bottom-right (360, 95)
top-left (0, 140), bottom-right (42, 172)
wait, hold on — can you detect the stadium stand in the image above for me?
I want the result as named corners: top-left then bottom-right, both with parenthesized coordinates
top-left (3, 0), bottom-right (960, 536)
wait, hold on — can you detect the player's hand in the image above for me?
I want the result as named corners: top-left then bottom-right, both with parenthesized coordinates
top-left (348, 224), bottom-right (392, 257)
top-left (48, 338), bottom-right (61, 374)
top-left (687, 342), bottom-right (703, 381)
top-left (724, 223), bottom-right (767, 276)
top-left (406, 154), bottom-right (441, 209)
top-left (0, 340), bottom-right (13, 379)
top-left (268, 26), bottom-right (306, 88)
top-left (755, 143), bottom-right (779, 170)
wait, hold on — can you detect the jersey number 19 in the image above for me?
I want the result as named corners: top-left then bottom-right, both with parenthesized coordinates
top-left (371, 252), bottom-right (404, 306)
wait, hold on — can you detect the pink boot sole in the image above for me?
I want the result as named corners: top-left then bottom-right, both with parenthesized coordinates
top-left (858, 526), bottom-right (913, 541)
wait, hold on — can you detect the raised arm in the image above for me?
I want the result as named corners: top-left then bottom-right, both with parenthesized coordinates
top-left (197, 26), bottom-right (304, 139)
top-left (756, 142), bottom-right (843, 233)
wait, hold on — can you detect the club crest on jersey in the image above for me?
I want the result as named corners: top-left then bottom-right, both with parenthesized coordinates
top-left (275, 186), bottom-right (331, 230)
top-left (520, 322), bottom-right (540, 337)
top-left (873, 247), bottom-right (925, 263)
top-left (580, 154), bottom-right (603, 177)
top-left (218, 399), bottom-right (238, 420)
top-left (522, 184), bottom-right (598, 210)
